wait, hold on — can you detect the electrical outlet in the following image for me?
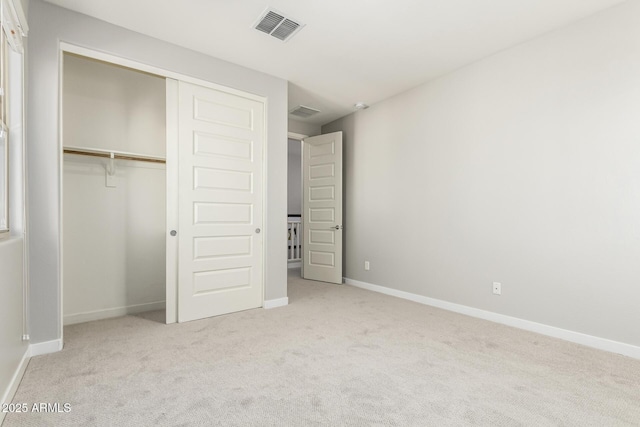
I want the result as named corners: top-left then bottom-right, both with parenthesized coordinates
top-left (493, 282), bottom-right (501, 295)
top-left (364, 261), bottom-right (370, 271)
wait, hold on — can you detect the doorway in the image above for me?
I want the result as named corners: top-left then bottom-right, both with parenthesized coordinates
top-left (287, 137), bottom-right (303, 270)
top-left (61, 53), bottom-right (167, 326)
top-left (287, 131), bottom-right (344, 284)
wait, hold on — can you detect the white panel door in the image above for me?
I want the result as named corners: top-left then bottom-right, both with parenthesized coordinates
top-left (302, 132), bottom-right (343, 284)
top-left (177, 81), bottom-right (264, 322)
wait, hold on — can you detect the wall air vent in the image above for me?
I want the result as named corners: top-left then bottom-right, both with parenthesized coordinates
top-left (254, 8), bottom-right (305, 42)
top-left (290, 105), bottom-right (320, 118)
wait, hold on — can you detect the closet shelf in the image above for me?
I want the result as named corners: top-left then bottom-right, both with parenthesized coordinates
top-left (63, 146), bottom-right (166, 164)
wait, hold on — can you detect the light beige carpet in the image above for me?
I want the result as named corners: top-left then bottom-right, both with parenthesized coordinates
top-left (5, 269), bottom-right (640, 426)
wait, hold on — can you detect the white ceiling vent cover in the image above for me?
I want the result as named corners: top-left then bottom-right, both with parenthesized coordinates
top-left (290, 105), bottom-right (320, 118)
top-left (254, 8), bottom-right (305, 42)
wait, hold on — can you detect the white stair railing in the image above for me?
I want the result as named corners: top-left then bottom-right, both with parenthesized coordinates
top-left (287, 219), bottom-right (302, 262)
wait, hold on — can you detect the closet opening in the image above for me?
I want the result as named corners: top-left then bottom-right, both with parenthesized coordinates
top-left (62, 52), bottom-right (168, 327)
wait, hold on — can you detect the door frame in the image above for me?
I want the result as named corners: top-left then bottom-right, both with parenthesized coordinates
top-left (58, 42), bottom-right (268, 329)
top-left (287, 132), bottom-right (307, 276)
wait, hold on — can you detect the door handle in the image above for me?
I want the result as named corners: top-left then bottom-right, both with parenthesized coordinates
top-left (170, 230), bottom-right (177, 236)
top-left (332, 225), bottom-right (343, 230)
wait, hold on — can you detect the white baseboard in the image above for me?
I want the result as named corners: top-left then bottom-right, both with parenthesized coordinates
top-left (1, 339), bottom-right (63, 423)
top-left (29, 339), bottom-right (63, 357)
top-left (63, 301), bottom-right (166, 326)
top-left (287, 261), bottom-right (301, 269)
top-left (344, 277), bottom-right (640, 360)
top-left (1, 347), bottom-right (29, 420)
top-left (264, 297), bottom-right (289, 309)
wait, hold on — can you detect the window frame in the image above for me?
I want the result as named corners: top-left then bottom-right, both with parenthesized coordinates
top-left (0, 0), bottom-right (27, 240)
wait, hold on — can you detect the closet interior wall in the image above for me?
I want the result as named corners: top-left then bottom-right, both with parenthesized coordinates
top-left (62, 53), bottom-right (167, 325)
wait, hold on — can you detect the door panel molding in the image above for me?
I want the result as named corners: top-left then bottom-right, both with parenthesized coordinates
top-left (302, 132), bottom-right (343, 284)
top-left (176, 80), bottom-right (265, 322)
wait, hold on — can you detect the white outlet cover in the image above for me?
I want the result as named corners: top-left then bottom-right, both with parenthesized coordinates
top-left (493, 282), bottom-right (501, 295)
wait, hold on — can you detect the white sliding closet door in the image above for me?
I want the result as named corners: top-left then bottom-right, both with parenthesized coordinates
top-left (176, 81), bottom-right (265, 322)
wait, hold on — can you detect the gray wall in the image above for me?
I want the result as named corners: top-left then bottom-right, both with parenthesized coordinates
top-left (0, 239), bottom-right (26, 406)
top-left (289, 119), bottom-right (321, 137)
top-left (323, 0), bottom-right (640, 347)
top-left (27, 0), bottom-right (288, 344)
top-left (287, 139), bottom-right (302, 216)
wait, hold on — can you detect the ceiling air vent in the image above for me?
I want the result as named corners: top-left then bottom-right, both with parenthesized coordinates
top-left (290, 105), bottom-right (320, 118)
top-left (254, 8), bottom-right (304, 42)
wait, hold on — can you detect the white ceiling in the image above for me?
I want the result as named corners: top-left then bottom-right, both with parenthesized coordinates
top-left (44, 0), bottom-right (628, 126)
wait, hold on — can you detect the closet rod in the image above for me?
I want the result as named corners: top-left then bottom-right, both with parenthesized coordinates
top-left (63, 147), bottom-right (166, 164)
